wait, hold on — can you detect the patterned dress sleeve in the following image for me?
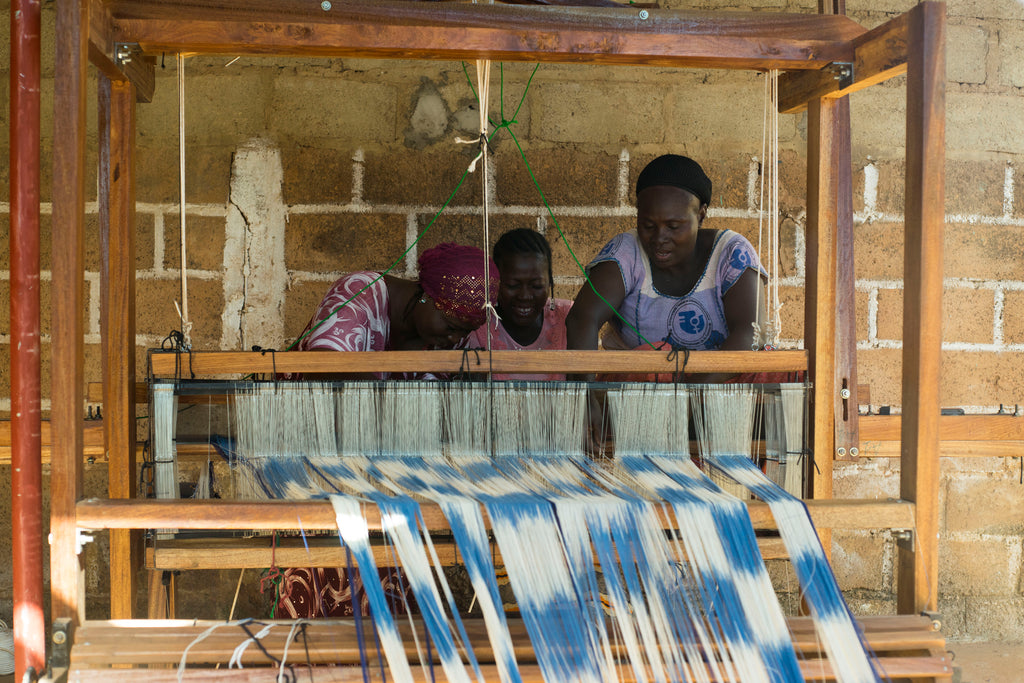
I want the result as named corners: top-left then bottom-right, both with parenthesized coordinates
top-left (716, 232), bottom-right (768, 295)
top-left (296, 272), bottom-right (391, 352)
top-left (587, 231), bottom-right (642, 295)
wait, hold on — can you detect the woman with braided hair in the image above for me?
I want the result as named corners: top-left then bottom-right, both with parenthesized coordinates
top-left (466, 228), bottom-right (572, 380)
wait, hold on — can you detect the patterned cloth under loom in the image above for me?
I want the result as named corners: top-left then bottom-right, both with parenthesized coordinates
top-left (166, 380), bottom-right (878, 683)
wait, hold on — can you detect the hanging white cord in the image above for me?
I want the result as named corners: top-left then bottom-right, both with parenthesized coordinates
top-left (769, 69), bottom-right (781, 346)
top-left (455, 60), bottom-right (499, 342)
top-left (755, 69), bottom-right (782, 350)
top-left (176, 53), bottom-right (193, 350)
top-left (476, 60), bottom-right (499, 341)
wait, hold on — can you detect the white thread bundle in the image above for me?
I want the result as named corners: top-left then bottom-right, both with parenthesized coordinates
top-left (691, 384), bottom-right (758, 500)
top-left (0, 619), bottom-right (13, 675)
top-left (490, 382), bottom-right (586, 457)
top-left (780, 384), bottom-right (807, 497)
top-left (607, 383), bottom-right (689, 456)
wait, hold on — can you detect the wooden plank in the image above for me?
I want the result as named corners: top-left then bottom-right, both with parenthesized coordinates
top-left (70, 616), bottom-right (946, 664)
top-left (861, 414), bottom-right (1024, 441)
top-left (897, 0), bottom-right (945, 617)
top-left (106, 0), bottom-right (864, 69)
top-left (0, 420), bottom-right (104, 449)
top-left (148, 532), bottom-right (791, 569)
top-left (67, 616), bottom-right (952, 680)
top-left (68, 659), bottom-right (953, 682)
top-left (88, 0), bottom-right (157, 102)
top-left (147, 349), bottom-right (808, 377)
top-left (76, 498), bottom-right (916, 532)
top-left (859, 440), bottom-right (1024, 459)
top-left (778, 11), bottom-right (910, 113)
top-left (50, 0), bottom-right (90, 626)
top-left (147, 536), bottom-right (462, 570)
top-left (100, 73), bottom-right (140, 620)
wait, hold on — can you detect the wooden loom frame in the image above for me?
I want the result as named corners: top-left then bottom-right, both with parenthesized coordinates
top-left (43, 0), bottom-right (945, 677)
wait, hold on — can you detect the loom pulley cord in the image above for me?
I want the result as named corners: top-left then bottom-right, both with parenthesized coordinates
top-left (176, 53), bottom-right (194, 350)
top-left (755, 68), bottom-right (783, 350)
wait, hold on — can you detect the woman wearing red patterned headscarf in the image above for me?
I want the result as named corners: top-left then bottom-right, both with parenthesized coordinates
top-left (278, 242), bottom-right (498, 619)
top-left (293, 242), bottom-right (500, 372)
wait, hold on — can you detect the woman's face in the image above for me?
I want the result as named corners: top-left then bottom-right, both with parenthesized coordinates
top-left (496, 252), bottom-right (550, 329)
top-left (414, 299), bottom-right (479, 349)
top-left (636, 185), bottom-right (707, 271)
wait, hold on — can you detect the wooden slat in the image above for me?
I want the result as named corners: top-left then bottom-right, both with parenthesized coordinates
top-left (50, 0), bottom-right (90, 625)
top-left (68, 616), bottom-right (952, 680)
top-left (147, 349), bottom-right (808, 377)
top-left (778, 10), bottom-right (910, 113)
top-left (860, 414), bottom-right (1024, 441)
top-left (107, 0), bottom-right (863, 69)
top-left (88, 41), bottom-right (157, 104)
top-left (67, 659), bottom-right (953, 682)
top-left (147, 532), bottom-right (792, 570)
top-left (897, 0), bottom-right (945, 617)
top-left (70, 616), bottom-right (946, 664)
top-left (76, 498), bottom-right (916, 533)
top-left (147, 536), bottom-right (461, 570)
top-left (860, 440), bottom-right (1024, 459)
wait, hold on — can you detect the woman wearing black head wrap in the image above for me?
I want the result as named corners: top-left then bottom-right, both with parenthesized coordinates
top-left (567, 154), bottom-right (767, 359)
top-left (566, 154), bottom-right (768, 446)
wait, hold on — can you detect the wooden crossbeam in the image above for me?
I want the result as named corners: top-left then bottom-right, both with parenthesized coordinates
top-left (778, 8), bottom-right (911, 113)
top-left (104, 0), bottom-right (863, 69)
top-left (68, 616), bottom-right (952, 681)
top-left (88, 0), bottom-right (156, 102)
top-left (146, 349), bottom-right (808, 377)
top-left (76, 497), bottom-right (917, 533)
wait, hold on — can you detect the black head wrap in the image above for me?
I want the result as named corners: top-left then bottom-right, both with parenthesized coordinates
top-left (635, 154), bottom-right (712, 207)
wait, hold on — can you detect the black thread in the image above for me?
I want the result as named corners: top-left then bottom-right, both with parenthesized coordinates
top-left (459, 347), bottom-right (481, 379)
top-left (665, 345), bottom-right (689, 383)
top-left (237, 621), bottom-right (296, 682)
top-left (253, 346), bottom-right (278, 381)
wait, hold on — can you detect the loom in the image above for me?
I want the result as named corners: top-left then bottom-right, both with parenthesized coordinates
top-left (18, 0), bottom-right (951, 681)
top-left (140, 369), bottom-right (876, 683)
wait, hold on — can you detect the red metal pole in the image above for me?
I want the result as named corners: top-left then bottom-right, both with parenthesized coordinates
top-left (10, 0), bottom-right (46, 679)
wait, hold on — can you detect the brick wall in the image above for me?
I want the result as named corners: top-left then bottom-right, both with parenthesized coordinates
top-left (1, 0), bottom-right (1023, 639)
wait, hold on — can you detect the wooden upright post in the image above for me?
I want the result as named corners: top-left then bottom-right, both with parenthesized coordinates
top-left (50, 0), bottom-right (90, 624)
top-left (806, 99), bottom-right (844, 503)
top-left (99, 74), bottom-right (139, 620)
top-left (820, 0), bottom-right (860, 468)
top-left (898, 0), bottom-right (945, 615)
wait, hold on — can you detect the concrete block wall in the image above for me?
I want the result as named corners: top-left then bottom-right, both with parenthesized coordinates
top-left (1, 0), bottom-right (1023, 637)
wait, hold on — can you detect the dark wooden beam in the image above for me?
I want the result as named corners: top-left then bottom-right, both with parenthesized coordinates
top-left (107, 0), bottom-right (864, 69)
top-left (88, 0), bottom-right (156, 102)
top-left (778, 9), bottom-right (910, 113)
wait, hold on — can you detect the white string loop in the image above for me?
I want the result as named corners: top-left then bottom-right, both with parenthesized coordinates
top-left (177, 53), bottom-right (193, 350)
top-left (755, 69), bottom-right (783, 350)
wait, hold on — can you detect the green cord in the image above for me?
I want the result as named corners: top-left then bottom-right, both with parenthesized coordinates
top-left (287, 164), bottom-right (475, 350)
top-left (464, 62), bottom-right (654, 348)
top-left (292, 61), bottom-right (653, 351)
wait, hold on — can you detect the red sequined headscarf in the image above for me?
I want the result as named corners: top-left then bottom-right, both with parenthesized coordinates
top-left (418, 243), bottom-right (499, 327)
